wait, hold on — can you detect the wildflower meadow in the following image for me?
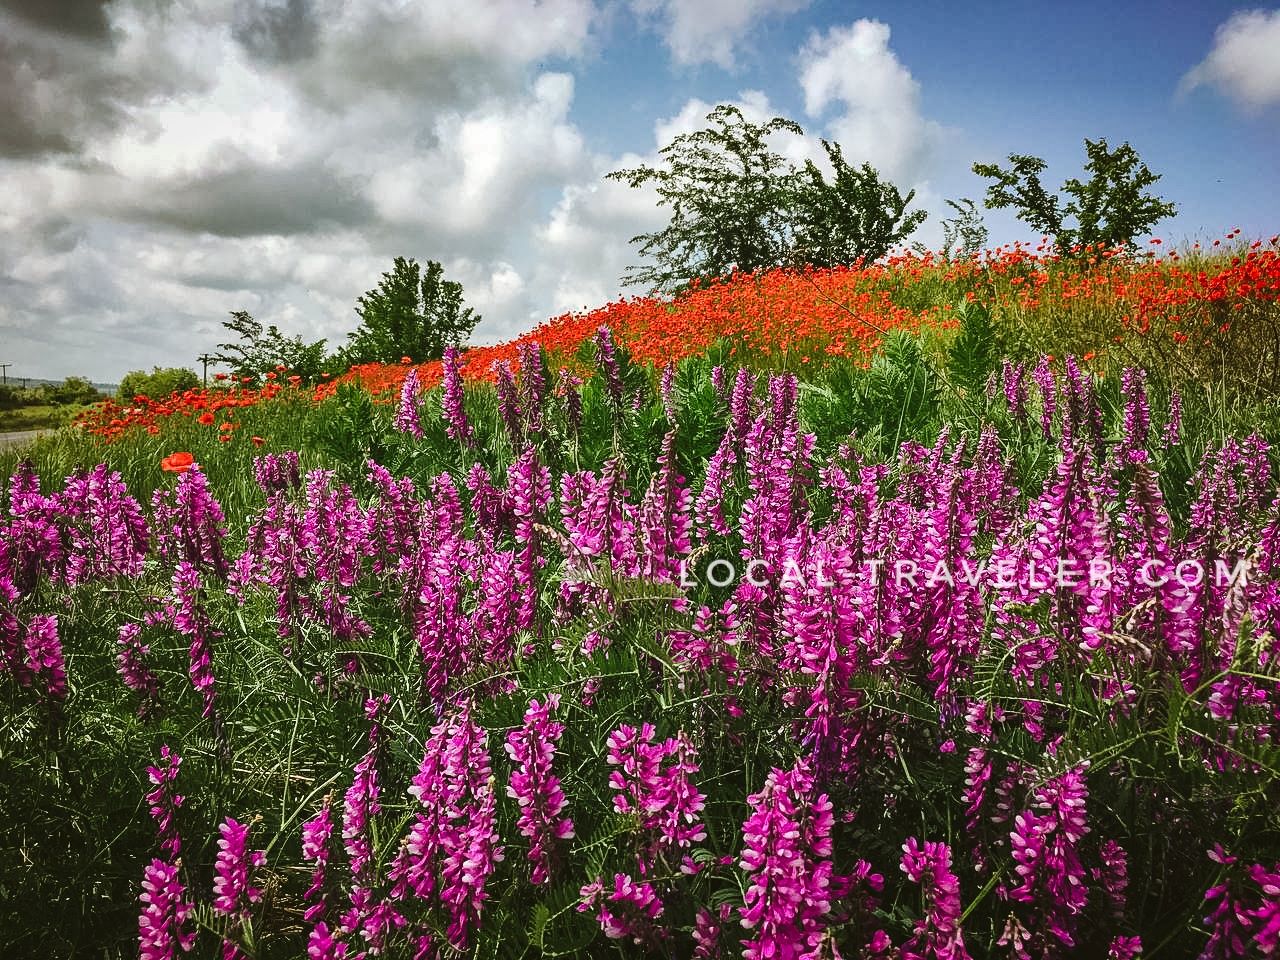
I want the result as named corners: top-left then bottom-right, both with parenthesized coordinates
top-left (4, 241), bottom-right (1280, 959)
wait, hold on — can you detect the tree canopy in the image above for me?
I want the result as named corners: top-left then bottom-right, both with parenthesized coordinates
top-left (344, 257), bottom-right (480, 364)
top-left (607, 104), bottom-right (926, 294)
top-left (213, 311), bottom-right (329, 385)
top-left (973, 138), bottom-right (1177, 254)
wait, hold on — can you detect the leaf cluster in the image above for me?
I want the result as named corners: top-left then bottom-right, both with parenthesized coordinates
top-left (214, 310), bottom-right (330, 386)
top-left (973, 138), bottom-right (1177, 254)
top-left (608, 104), bottom-right (927, 294)
top-left (344, 257), bottom-right (480, 365)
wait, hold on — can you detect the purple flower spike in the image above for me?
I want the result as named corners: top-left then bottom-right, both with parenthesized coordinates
top-left (394, 367), bottom-right (425, 439)
top-left (505, 695), bottom-right (574, 885)
top-left (138, 858), bottom-right (196, 960)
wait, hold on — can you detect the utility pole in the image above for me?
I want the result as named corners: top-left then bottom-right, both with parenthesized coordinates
top-left (0, 363), bottom-right (10, 385)
top-left (197, 353), bottom-right (217, 386)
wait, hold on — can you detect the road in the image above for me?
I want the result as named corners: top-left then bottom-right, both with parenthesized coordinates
top-left (0, 429), bottom-right (44, 450)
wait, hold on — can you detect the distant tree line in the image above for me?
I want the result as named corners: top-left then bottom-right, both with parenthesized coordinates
top-left (0, 377), bottom-right (102, 410)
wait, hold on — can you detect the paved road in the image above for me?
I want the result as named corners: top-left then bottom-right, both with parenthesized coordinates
top-left (0, 429), bottom-right (44, 450)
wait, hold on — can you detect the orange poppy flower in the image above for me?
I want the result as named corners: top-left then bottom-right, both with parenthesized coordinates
top-left (161, 452), bottom-right (195, 473)
top-left (251, 435), bottom-right (265, 447)
top-left (401, 356), bottom-right (412, 364)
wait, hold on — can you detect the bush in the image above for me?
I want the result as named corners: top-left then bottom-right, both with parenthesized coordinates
top-left (47, 376), bottom-right (102, 406)
top-left (117, 367), bottom-right (200, 401)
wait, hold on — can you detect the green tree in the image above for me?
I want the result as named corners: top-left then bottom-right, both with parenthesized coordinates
top-left (607, 104), bottom-right (926, 294)
top-left (790, 139), bottom-right (926, 269)
top-left (936, 197), bottom-right (989, 261)
top-left (972, 138), bottom-right (1177, 254)
top-left (118, 367), bottom-right (200, 401)
top-left (48, 376), bottom-right (102, 405)
top-left (344, 257), bottom-right (480, 364)
top-left (213, 310), bottom-right (329, 385)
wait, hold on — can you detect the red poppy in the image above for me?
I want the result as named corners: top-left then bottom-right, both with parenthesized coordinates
top-left (214, 372), bottom-right (228, 381)
top-left (198, 412), bottom-right (216, 425)
top-left (219, 421), bottom-right (233, 432)
top-left (161, 452), bottom-right (195, 473)
top-left (275, 363), bottom-right (287, 372)
top-left (288, 375), bottom-right (301, 385)
top-left (251, 435), bottom-right (265, 447)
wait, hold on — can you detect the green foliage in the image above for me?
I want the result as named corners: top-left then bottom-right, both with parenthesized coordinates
top-left (306, 381), bottom-right (392, 480)
top-left (607, 104), bottom-right (926, 293)
top-left (799, 329), bottom-right (943, 457)
top-left (0, 377), bottom-right (100, 411)
top-left (117, 366), bottom-right (200, 400)
top-left (344, 257), bottom-right (480, 364)
top-left (973, 138), bottom-right (1177, 254)
top-left (213, 310), bottom-right (329, 385)
top-left (607, 105), bottom-right (805, 293)
top-left (936, 197), bottom-right (989, 262)
top-left (791, 139), bottom-right (927, 269)
top-left (946, 300), bottom-right (1000, 393)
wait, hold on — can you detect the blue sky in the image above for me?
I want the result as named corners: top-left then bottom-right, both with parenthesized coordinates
top-left (1, 0), bottom-right (1277, 380)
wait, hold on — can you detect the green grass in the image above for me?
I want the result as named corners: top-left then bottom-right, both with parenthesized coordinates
top-left (0, 404), bottom-right (88, 432)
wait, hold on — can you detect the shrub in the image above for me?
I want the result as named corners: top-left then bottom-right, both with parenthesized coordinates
top-left (117, 367), bottom-right (200, 401)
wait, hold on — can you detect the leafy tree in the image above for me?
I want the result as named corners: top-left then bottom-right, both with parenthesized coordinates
top-left (790, 140), bottom-right (927, 269)
top-left (972, 138), bottom-right (1176, 254)
top-left (607, 104), bottom-right (926, 294)
top-left (344, 257), bottom-right (480, 364)
top-left (118, 367), bottom-right (200, 401)
top-left (213, 310), bottom-right (329, 385)
top-left (936, 197), bottom-right (989, 261)
top-left (47, 376), bottom-right (102, 406)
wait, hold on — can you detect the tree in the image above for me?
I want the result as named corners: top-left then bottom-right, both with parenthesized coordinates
top-left (972, 139), bottom-right (1177, 254)
top-left (936, 198), bottom-right (989, 262)
top-left (118, 367), bottom-right (200, 401)
top-left (213, 311), bottom-right (329, 385)
top-left (48, 376), bottom-right (102, 406)
top-left (790, 140), bottom-right (927, 269)
top-left (607, 104), bottom-right (926, 294)
top-left (344, 257), bottom-right (480, 364)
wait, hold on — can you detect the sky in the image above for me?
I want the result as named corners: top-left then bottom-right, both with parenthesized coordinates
top-left (1, 0), bottom-right (1278, 382)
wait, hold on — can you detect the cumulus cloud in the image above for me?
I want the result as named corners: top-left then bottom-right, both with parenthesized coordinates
top-left (798, 19), bottom-right (942, 184)
top-left (1181, 8), bottom-right (1280, 110)
top-left (0, 0), bottom-right (608, 377)
top-left (630, 0), bottom-right (808, 68)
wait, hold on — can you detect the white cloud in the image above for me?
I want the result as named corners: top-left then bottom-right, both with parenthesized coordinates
top-left (534, 161), bottom-right (669, 313)
top-left (798, 19), bottom-right (942, 184)
top-left (630, 0), bottom-right (808, 68)
top-left (0, 0), bottom-right (607, 377)
top-left (1181, 8), bottom-right (1280, 109)
top-left (364, 72), bottom-right (588, 246)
